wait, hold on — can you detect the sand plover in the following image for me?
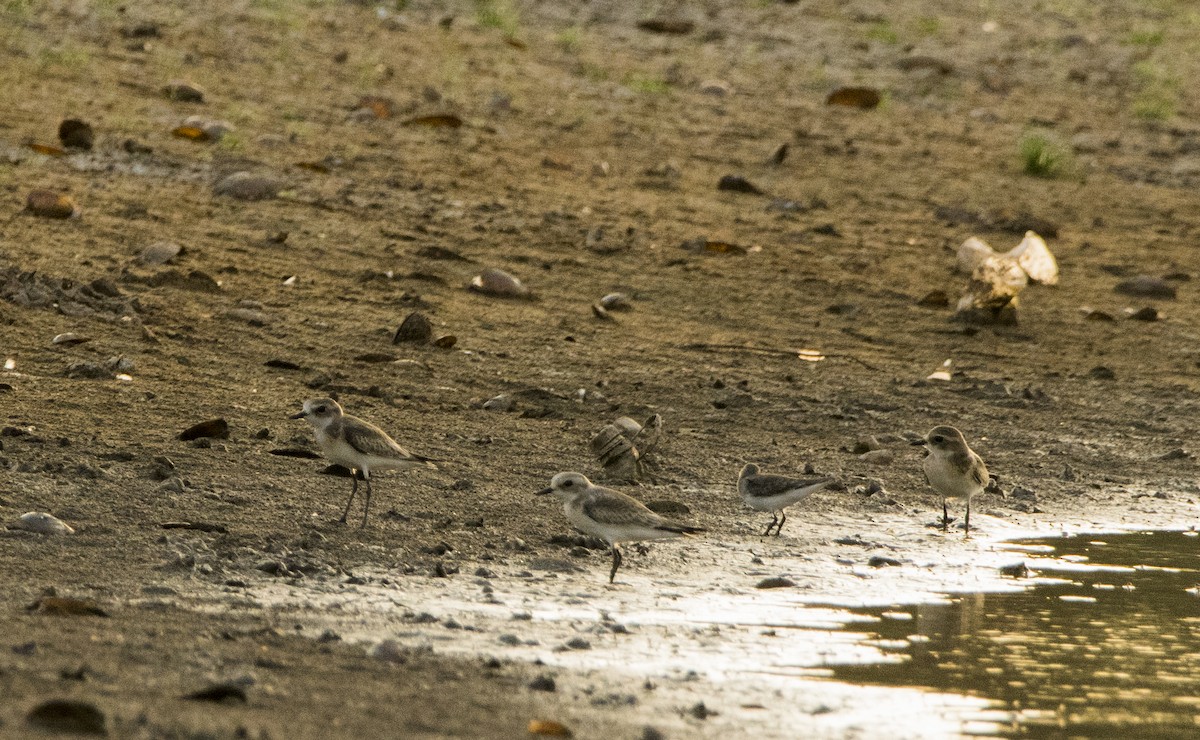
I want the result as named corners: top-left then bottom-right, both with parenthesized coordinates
top-left (912, 425), bottom-right (988, 534)
top-left (737, 464), bottom-right (834, 536)
top-left (290, 398), bottom-right (437, 527)
top-left (536, 472), bottom-right (704, 583)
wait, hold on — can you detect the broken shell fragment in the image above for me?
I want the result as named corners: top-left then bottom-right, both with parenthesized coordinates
top-left (955, 255), bottom-right (1026, 325)
top-left (1009, 231), bottom-right (1058, 285)
top-left (13, 511), bottom-right (75, 535)
top-left (591, 423), bottom-right (640, 480)
top-left (590, 414), bottom-right (663, 481)
top-left (927, 359), bottom-right (953, 381)
top-left (957, 236), bottom-right (994, 274)
top-left (957, 231), bottom-right (1058, 285)
top-left (632, 413), bottom-right (663, 456)
top-left (611, 416), bottom-right (643, 438)
top-left (469, 268), bottom-right (531, 298)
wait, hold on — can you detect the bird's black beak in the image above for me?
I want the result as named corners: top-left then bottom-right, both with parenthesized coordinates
top-left (535, 486), bottom-right (554, 496)
top-left (910, 439), bottom-right (927, 446)
top-left (289, 410), bottom-right (307, 420)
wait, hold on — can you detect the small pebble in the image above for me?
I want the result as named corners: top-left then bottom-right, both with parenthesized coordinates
top-left (138, 241), bottom-right (182, 265)
top-left (163, 80), bottom-right (205, 102)
top-left (213, 171), bottom-right (282, 201)
top-left (859, 449), bottom-right (894, 465)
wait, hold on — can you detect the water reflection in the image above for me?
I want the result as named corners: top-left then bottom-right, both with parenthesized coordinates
top-left (823, 531), bottom-right (1200, 737)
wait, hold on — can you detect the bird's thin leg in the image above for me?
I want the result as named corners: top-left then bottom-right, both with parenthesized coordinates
top-left (609, 545), bottom-right (622, 583)
top-left (761, 514), bottom-right (778, 537)
top-left (360, 473), bottom-right (373, 528)
top-left (942, 500), bottom-right (950, 531)
top-left (964, 498), bottom-right (971, 536)
top-left (339, 475), bottom-right (359, 524)
top-left (776, 511), bottom-right (788, 536)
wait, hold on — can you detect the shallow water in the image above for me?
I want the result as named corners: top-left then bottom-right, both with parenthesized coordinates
top-left (208, 521), bottom-right (1200, 738)
top-left (823, 530), bottom-right (1200, 737)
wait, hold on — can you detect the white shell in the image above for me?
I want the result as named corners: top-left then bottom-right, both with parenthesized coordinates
top-left (599, 293), bottom-right (632, 311)
top-left (1008, 231), bottom-right (1058, 285)
top-left (13, 511), bottom-right (75, 535)
top-left (469, 268), bottom-right (530, 298)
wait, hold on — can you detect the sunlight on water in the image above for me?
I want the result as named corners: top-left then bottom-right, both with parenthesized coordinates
top-left (822, 530), bottom-right (1200, 737)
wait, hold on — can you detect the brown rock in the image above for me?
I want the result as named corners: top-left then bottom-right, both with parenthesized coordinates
top-left (58, 119), bottom-right (95, 150)
top-left (163, 80), bottom-right (205, 102)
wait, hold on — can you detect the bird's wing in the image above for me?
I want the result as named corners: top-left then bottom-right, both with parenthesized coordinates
top-left (744, 474), bottom-right (831, 499)
top-left (583, 491), bottom-right (663, 528)
top-left (970, 455), bottom-right (989, 488)
top-left (341, 416), bottom-right (416, 459)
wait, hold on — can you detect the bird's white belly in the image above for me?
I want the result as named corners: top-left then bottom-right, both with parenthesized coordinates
top-left (923, 457), bottom-right (979, 500)
top-left (742, 490), bottom-right (810, 512)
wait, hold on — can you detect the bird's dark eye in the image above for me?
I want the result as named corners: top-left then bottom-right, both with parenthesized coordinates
top-left (316, 405), bottom-right (327, 414)
top-left (932, 435), bottom-right (944, 444)
top-left (562, 480), bottom-right (573, 488)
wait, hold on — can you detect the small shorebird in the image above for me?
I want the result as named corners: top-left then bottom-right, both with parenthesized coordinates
top-left (737, 464), bottom-right (834, 536)
top-left (536, 472), bottom-right (704, 583)
top-left (912, 425), bottom-right (988, 535)
top-left (290, 398), bottom-right (436, 527)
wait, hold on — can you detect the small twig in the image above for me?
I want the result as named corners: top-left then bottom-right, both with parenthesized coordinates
top-left (678, 342), bottom-right (883, 371)
top-left (161, 521), bottom-right (228, 533)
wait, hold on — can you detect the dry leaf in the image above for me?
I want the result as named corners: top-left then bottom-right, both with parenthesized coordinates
top-left (403, 114), bottom-right (464, 128)
top-left (681, 238), bottom-right (748, 255)
top-left (28, 143), bottom-right (66, 157)
top-left (826, 87), bottom-right (882, 109)
top-left (171, 125), bottom-right (211, 141)
top-left (357, 96), bottom-right (395, 119)
top-left (527, 719), bottom-right (573, 737)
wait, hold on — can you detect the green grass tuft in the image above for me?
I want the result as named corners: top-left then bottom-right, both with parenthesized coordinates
top-left (1019, 132), bottom-right (1070, 178)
